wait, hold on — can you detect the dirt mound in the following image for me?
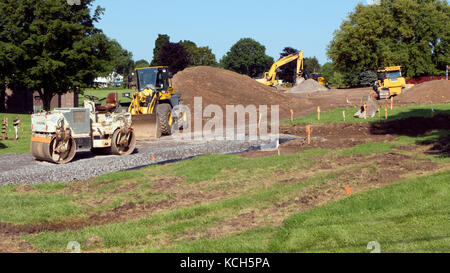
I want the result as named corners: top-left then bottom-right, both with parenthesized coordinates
top-left (397, 80), bottom-right (450, 104)
top-left (172, 66), bottom-right (312, 118)
top-left (285, 79), bottom-right (329, 94)
top-left (172, 66), bottom-right (305, 118)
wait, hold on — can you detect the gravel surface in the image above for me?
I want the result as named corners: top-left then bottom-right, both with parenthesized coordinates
top-left (0, 135), bottom-right (298, 186)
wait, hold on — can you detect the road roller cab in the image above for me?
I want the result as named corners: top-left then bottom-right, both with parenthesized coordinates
top-left (31, 101), bottom-right (136, 164)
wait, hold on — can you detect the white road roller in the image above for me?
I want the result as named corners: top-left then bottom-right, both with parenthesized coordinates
top-left (31, 93), bottom-right (136, 164)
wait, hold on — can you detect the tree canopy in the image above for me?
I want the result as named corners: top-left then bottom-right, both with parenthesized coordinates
top-left (135, 59), bottom-right (150, 68)
top-left (220, 38), bottom-right (274, 78)
top-left (304, 57), bottom-right (321, 74)
top-left (0, 0), bottom-right (124, 110)
top-left (151, 34), bottom-right (170, 66)
top-left (327, 0), bottom-right (450, 82)
top-left (179, 40), bottom-right (217, 67)
top-left (158, 42), bottom-right (189, 74)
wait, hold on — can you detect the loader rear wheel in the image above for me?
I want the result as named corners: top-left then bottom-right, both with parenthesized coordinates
top-left (156, 103), bottom-right (173, 136)
top-left (111, 129), bottom-right (136, 155)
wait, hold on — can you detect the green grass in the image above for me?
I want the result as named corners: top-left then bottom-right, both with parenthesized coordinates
top-left (4, 135), bottom-right (446, 252)
top-left (78, 88), bottom-right (134, 106)
top-left (0, 113), bottom-right (32, 155)
top-left (286, 103), bottom-right (450, 125)
top-left (156, 170), bottom-right (450, 253)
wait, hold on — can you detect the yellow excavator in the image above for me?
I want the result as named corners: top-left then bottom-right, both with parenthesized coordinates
top-left (256, 50), bottom-right (305, 87)
top-left (373, 66), bottom-right (414, 99)
top-left (126, 66), bottom-right (187, 140)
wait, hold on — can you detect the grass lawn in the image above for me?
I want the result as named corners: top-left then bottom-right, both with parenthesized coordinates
top-left (0, 130), bottom-right (446, 252)
top-left (286, 103), bottom-right (450, 125)
top-left (0, 113), bottom-right (32, 155)
top-left (78, 88), bottom-right (134, 106)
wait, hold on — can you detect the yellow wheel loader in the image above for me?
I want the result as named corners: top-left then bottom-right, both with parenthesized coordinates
top-left (256, 50), bottom-right (306, 87)
top-left (125, 66), bottom-right (187, 140)
top-left (311, 72), bottom-right (329, 88)
top-left (373, 66), bottom-right (414, 100)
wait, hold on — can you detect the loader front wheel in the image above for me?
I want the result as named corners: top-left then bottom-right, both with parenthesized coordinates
top-left (156, 103), bottom-right (173, 136)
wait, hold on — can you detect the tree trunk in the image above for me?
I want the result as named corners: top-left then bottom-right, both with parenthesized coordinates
top-left (38, 89), bottom-right (52, 111)
top-left (0, 84), bottom-right (5, 113)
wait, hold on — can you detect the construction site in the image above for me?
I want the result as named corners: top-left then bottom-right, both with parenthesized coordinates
top-left (0, 0), bottom-right (449, 257)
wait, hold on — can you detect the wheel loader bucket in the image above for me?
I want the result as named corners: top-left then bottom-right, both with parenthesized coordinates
top-left (131, 114), bottom-right (161, 140)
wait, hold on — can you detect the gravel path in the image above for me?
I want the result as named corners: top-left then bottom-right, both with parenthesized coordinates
top-left (0, 135), bottom-right (297, 186)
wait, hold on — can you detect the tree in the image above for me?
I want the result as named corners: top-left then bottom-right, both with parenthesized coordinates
top-left (150, 34), bottom-right (170, 66)
top-left (358, 70), bottom-right (378, 86)
top-left (179, 40), bottom-right (217, 67)
top-left (220, 38), bottom-right (274, 78)
top-left (328, 0), bottom-right (450, 85)
top-left (304, 57), bottom-right (321, 73)
top-left (110, 40), bottom-right (134, 77)
top-left (135, 59), bottom-right (150, 68)
top-left (278, 47), bottom-right (299, 84)
top-left (158, 42), bottom-right (189, 74)
top-left (0, 0), bottom-right (121, 110)
top-left (320, 62), bottom-right (335, 83)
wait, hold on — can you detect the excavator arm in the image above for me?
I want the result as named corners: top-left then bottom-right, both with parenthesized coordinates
top-left (257, 50), bottom-right (304, 87)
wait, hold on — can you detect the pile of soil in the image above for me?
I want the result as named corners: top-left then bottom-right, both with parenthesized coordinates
top-left (397, 80), bottom-right (450, 104)
top-left (172, 66), bottom-right (306, 118)
top-left (285, 79), bottom-right (329, 94)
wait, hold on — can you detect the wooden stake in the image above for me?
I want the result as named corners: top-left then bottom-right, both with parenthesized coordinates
top-left (277, 147), bottom-right (281, 156)
top-left (306, 125), bottom-right (311, 144)
top-left (152, 154), bottom-right (155, 161)
top-left (390, 97), bottom-right (394, 110)
top-left (343, 111), bottom-right (346, 122)
top-left (317, 106), bottom-right (321, 121)
top-left (290, 109), bottom-right (294, 122)
top-left (363, 104), bottom-right (367, 120)
top-left (384, 104), bottom-right (388, 120)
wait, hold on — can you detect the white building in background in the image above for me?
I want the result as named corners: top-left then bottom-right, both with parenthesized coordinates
top-left (93, 72), bottom-right (124, 88)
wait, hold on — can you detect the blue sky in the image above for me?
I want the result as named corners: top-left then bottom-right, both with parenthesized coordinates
top-left (93, 0), bottom-right (368, 65)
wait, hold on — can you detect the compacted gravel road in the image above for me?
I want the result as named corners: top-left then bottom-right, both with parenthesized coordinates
top-left (0, 135), bottom-right (297, 186)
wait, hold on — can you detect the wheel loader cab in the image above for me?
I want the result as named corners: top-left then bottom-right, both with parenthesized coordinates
top-left (136, 67), bottom-right (170, 92)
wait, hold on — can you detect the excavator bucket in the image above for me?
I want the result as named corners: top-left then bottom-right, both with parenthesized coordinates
top-left (131, 114), bottom-right (161, 140)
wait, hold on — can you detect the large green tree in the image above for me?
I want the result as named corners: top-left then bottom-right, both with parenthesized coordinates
top-left (150, 34), bottom-right (170, 66)
top-left (304, 57), bottom-right (321, 74)
top-left (328, 0), bottom-right (449, 83)
top-left (179, 40), bottom-right (217, 67)
top-left (220, 38), bottom-right (274, 78)
top-left (0, 0), bottom-right (122, 110)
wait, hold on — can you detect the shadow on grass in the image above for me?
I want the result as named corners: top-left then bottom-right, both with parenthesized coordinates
top-left (370, 110), bottom-right (450, 157)
top-left (0, 142), bottom-right (6, 149)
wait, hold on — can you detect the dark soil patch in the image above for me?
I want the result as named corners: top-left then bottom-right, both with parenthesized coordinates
top-left (242, 122), bottom-right (395, 158)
